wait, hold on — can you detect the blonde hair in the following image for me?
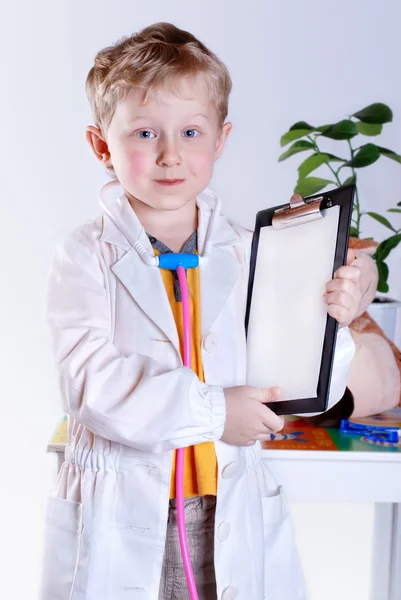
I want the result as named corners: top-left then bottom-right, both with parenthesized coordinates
top-left (85, 22), bottom-right (232, 137)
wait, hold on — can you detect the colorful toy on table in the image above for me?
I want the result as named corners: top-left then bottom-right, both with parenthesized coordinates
top-left (339, 419), bottom-right (399, 443)
top-left (47, 415), bottom-right (67, 451)
top-left (263, 407), bottom-right (401, 452)
top-left (262, 416), bottom-right (339, 451)
top-left (344, 406), bottom-right (401, 448)
top-left (268, 431), bottom-right (308, 443)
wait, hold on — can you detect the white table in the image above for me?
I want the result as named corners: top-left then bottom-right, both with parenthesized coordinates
top-left (262, 447), bottom-right (401, 600)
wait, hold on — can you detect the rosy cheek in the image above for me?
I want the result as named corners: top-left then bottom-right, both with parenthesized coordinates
top-left (189, 151), bottom-right (214, 173)
top-left (126, 150), bottom-right (148, 176)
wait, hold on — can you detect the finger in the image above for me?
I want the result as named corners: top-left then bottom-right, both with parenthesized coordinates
top-left (323, 290), bottom-right (359, 312)
top-left (255, 433), bottom-right (275, 442)
top-left (325, 297), bottom-right (356, 326)
top-left (326, 303), bottom-right (351, 327)
top-left (346, 248), bottom-right (357, 265)
top-left (247, 386), bottom-right (281, 403)
top-left (333, 264), bottom-right (360, 284)
top-left (324, 280), bottom-right (361, 307)
top-left (325, 277), bottom-right (358, 296)
top-left (257, 415), bottom-right (285, 439)
top-left (261, 409), bottom-right (285, 432)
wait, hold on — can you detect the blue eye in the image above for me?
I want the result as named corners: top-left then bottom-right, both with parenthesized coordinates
top-left (137, 130), bottom-right (155, 139)
top-left (182, 129), bottom-right (199, 138)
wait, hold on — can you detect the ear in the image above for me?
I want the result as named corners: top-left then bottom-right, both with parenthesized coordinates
top-left (86, 125), bottom-right (112, 167)
top-left (214, 122), bottom-right (232, 161)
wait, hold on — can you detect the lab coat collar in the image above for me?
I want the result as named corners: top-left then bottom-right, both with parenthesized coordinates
top-left (98, 180), bottom-right (241, 353)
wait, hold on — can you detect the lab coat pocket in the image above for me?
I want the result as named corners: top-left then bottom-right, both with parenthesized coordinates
top-left (39, 495), bottom-right (85, 600)
top-left (261, 488), bottom-right (306, 600)
top-left (261, 485), bottom-right (289, 532)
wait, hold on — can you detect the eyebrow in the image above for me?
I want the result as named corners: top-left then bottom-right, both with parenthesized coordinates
top-left (191, 112), bottom-right (210, 121)
top-left (129, 112), bottom-right (210, 123)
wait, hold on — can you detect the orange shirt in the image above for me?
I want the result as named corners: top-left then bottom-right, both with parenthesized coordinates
top-left (154, 248), bottom-right (218, 498)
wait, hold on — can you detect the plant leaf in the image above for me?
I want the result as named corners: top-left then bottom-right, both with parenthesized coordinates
top-left (319, 120), bottom-right (358, 140)
top-left (278, 140), bottom-right (315, 162)
top-left (377, 147), bottom-right (401, 164)
top-left (388, 208), bottom-right (401, 214)
top-left (376, 260), bottom-right (390, 293)
top-left (356, 121), bottom-right (383, 136)
top-left (377, 282), bottom-right (390, 293)
top-left (376, 234), bottom-right (401, 262)
top-left (289, 121), bottom-right (315, 131)
top-left (349, 226), bottom-right (359, 238)
top-left (375, 242), bottom-right (391, 262)
top-left (294, 177), bottom-right (334, 196)
top-left (315, 124), bottom-right (331, 133)
top-left (367, 211), bottom-right (397, 232)
top-left (296, 153), bottom-right (345, 179)
top-left (353, 103), bottom-right (393, 124)
top-left (280, 129), bottom-right (312, 147)
top-left (345, 143), bottom-right (380, 168)
top-left (385, 233), bottom-right (401, 250)
top-left (342, 174), bottom-right (357, 187)
top-left (377, 281), bottom-right (389, 293)
top-left (297, 153), bottom-right (331, 178)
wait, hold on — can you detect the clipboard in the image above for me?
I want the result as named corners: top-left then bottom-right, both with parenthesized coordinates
top-left (245, 185), bottom-right (355, 415)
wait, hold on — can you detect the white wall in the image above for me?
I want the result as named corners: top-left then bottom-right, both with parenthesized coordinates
top-left (1, 0), bottom-right (400, 598)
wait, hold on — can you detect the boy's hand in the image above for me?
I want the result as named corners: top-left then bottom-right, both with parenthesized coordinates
top-left (323, 249), bottom-right (362, 328)
top-left (221, 386), bottom-right (284, 446)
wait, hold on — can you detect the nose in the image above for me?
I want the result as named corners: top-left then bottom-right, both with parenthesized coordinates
top-left (156, 137), bottom-right (182, 168)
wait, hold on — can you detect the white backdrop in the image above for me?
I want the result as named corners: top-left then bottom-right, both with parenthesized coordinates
top-left (1, 1), bottom-right (400, 598)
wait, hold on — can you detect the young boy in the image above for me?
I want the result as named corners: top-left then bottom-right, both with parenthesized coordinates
top-left (40, 22), bottom-right (361, 600)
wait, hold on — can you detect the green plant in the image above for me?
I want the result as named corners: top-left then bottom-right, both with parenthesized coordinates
top-left (279, 103), bottom-right (401, 292)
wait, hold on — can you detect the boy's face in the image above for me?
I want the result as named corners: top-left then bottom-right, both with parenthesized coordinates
top-left (87, 76), bottom-right (231, 212)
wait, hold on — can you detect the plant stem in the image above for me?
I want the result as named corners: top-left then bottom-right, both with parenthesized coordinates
top-left (308, 135), bottom-right (343, 187)
top-left (346, 139), bottom-right (362, 237)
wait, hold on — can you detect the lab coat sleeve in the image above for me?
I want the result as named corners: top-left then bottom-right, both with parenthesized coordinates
top-left (46, 228), bottom-right (226, 454)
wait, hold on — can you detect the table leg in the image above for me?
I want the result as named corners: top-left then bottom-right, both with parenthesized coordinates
top-left (389, 503), bottom-right (401, 600)
top-left (371, 503), bottom-right (401, 600)
top-left (56, 450), bottom-right (65, 476)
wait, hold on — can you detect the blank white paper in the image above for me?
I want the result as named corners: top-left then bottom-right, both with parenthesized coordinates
top-left (246, 206), bottom-right (340, 401)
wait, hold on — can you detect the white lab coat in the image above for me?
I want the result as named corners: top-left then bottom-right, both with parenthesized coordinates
top-left (40, 182), bottom-right (355, 600)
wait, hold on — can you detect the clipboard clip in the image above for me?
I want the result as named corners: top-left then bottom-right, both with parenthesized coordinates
top-left (272, 193), bottom-right (326, 230)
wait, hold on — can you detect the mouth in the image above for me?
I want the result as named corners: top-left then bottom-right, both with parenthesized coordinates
top-left (154, 179), bottom-right (185, 186)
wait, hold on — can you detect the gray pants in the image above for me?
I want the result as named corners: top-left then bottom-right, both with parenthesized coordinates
top-left (158, 496), bottom-right (217, 600)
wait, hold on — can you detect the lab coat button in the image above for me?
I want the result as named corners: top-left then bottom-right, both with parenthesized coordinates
top-left (203, 332), bottom-right (219, 353)
top-left (221, 462), bottom-right (238, 479)
top-left (221, 586), bottom-right (237, 600)
top-left (217, 521), bottom-right (230, 541)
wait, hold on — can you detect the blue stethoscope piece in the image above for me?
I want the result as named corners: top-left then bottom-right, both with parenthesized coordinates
top-left (158, 253), bottom-right (199, 270)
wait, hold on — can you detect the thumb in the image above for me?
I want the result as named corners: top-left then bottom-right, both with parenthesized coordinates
top-left (248, 386), bottom-right (281, 403)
